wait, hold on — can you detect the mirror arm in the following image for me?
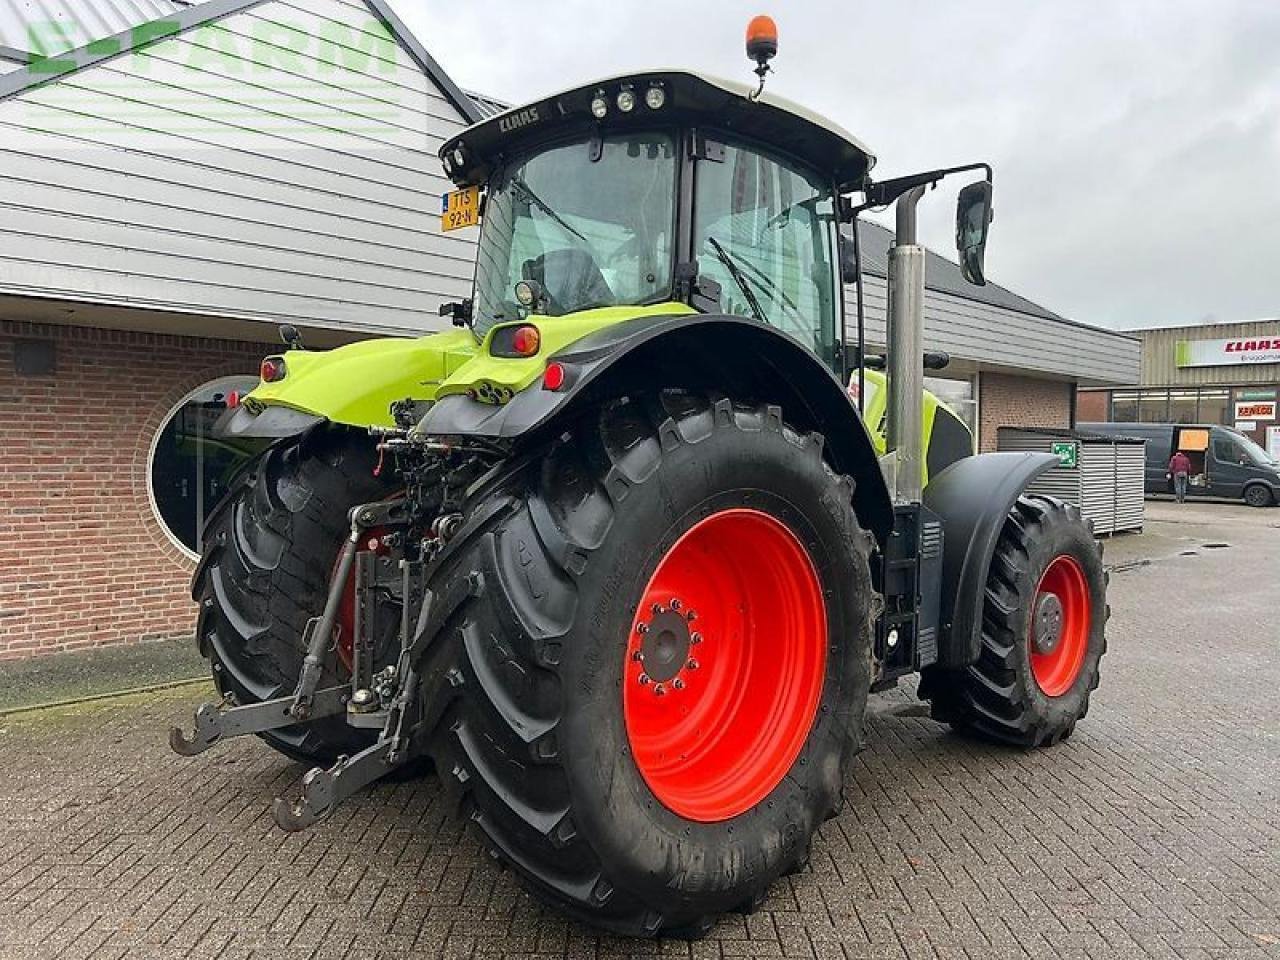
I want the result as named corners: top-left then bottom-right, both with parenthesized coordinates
top-left (856, 162), bottom-right (993, 211)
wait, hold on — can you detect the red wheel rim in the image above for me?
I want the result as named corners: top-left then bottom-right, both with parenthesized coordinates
top-left (1028, 555), bottom-right (1091, 697)
top-left (622, 508), bottom-right (827, 822)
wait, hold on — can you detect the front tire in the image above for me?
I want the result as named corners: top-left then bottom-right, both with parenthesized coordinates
top-left (415, 393), bottom-right (878, 935)
top-left (1244, 484), bottom-right (1275, 508)
top-left (921, 495), bottom-right (1107, 747)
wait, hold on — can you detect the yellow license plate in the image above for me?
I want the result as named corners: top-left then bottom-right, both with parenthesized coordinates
top-left (441, 185), bottom-right (480, 232)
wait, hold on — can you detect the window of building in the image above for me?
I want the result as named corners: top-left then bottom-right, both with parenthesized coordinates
top-left (925, 375), bottom-right (978, 448)
top-left (148, 376), bottom-right (266, 557)
top-left (1110, 392), bottom-right (1138, 422)
top-left (1199, 390), bottom-right (1230, 426)
top-left (1106, 387), bottom-right (1247, 426)
top-left (1137, 390), bottom-right (1170, 423)
top-left (1169, 390), bottom-right (1199, 424)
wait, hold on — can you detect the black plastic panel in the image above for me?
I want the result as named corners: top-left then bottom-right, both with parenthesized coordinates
top-left (922, 451), bottom-right (1058, 667)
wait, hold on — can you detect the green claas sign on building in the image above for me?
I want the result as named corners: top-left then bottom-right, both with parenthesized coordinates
top-left (1052, 441), bottom-right (1079, 468)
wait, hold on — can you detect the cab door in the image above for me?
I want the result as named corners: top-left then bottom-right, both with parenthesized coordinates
top-left (690, 135), bottom-right (841, 370)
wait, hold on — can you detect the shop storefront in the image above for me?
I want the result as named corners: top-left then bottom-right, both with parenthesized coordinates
top-left (1078, 321), bottom-right (1280, 459)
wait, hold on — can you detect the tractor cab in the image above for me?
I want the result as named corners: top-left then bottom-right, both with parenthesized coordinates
top-left (439, 69), bottom-right (877, 371)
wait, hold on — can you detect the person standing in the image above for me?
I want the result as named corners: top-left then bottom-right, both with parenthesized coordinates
top-left (1168, 450), bottom-right (1192, 503)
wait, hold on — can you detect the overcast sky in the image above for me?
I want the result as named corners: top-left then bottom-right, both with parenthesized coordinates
top-left (387, 1), bottom-right (1280, 332)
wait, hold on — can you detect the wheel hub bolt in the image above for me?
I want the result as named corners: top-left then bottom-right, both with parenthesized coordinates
top-left (690, 632), bottom-right (703, 645)
top-left (653, 684), bottom-right (667, 697)
top-left (652, 603), bottom-right (666, 616)
top-left (636, 622), bottom-right (649, 635)
top-left (631, 651), bottom-right (644, 662)
top-left (670, 598), bottom-right (682, 611)
top-left (686, 658), bottom-right (699, 671)
top-left (638, 673), bottom-right (651, 686)
top-left (686, 610), bottom-right (698, 622)
top-left (672, 678), bottom-right (685, 690)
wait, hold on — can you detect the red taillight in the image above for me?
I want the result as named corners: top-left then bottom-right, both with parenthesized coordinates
top-left (543, 362), bottom-right (568, 391)
top-left (260, 357), bottom-right (286, 382)
top-left (226, 391), bottom-right (241, 409)
top-left (511, 325), bottom-right (541, 357)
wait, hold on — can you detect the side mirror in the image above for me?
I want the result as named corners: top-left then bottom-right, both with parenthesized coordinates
top-left (839, 227), bottom-right (860, 284)
top-left (956, 180), bottom-right (993, 286)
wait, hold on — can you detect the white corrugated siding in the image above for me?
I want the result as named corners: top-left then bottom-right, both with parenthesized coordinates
top-left (0, 0), bottom-right (474, 335)
top-left (0, 0), bottom-right (185, 55)
top-left (1109, 444), bottom-right (1147, 532)
top-left (848, 274), bottom-right (1139, 387)
top-left (996, 431), bottom-right (1083, 504)
top-left (997, 429), bottom-right (1146, 535)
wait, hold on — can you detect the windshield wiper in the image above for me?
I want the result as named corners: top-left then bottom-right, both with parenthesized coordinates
top-left (730, 251), bottom-right (801, 316)
top-left (509, 177), bottom-right (588, 243)
top-left (758, 195), bottom-right (823, 238)
top-left (706, 237), bottom-right (766, 324)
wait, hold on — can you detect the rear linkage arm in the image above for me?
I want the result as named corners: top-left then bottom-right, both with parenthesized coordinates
top-left (170, 479), bottom-right (485, 833)
top-left (169, 497), bottom-right (411, 758)
top-left (272, 567), bottom-right (483, 832)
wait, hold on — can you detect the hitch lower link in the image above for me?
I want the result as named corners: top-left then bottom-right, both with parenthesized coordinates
top-left (170, 498), bottom-right (420, 831)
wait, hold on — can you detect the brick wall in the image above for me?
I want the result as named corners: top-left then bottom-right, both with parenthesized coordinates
top-left (0, 321), bottom-right (263, 660)
top-left (1076, 390), bottom-right (1109, 423)
top-left (979, 372), bottom-right (1075, 452)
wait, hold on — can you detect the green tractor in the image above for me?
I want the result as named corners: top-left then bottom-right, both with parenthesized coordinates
top-left (172, 22), bottom-right (1107, 936)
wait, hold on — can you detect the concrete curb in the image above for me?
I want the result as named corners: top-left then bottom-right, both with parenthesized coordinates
top-left (0, 677), bottom-right (209, 718)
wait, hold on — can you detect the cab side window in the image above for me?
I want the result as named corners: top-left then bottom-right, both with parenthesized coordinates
top-left (1213, 437), bottom-right (1240, 464)
top-left (693, 138), bottom-right (839, 365)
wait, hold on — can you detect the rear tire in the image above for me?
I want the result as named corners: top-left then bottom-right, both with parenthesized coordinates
top-left (920, 495), bottom-right (1107, 747)
top-left (413, 393), bottom-right (877, 936)
top-left (192, 427), bottom-right (400, 765)
top-left (1244, 484), bottom-right (1275, 508)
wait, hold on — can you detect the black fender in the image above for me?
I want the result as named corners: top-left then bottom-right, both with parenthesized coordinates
top-left (216, 403), bottom-right (325, 439)
top-left (922, 451), bottom-right (1059, 668)
top-left (417, 313), bottom-right (895, 541)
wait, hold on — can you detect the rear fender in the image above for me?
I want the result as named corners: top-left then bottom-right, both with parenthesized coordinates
top-left (416, 314), bottom-right (895, 541)
top-left (922, 451), bottom-right (1059, 667)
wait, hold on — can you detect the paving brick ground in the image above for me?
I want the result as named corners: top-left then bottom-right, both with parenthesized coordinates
top-left (1, 501), bottom-right (1278, 960)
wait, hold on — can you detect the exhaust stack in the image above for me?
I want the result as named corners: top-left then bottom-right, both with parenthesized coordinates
top-left (884, 186), bottom-right (928, 505)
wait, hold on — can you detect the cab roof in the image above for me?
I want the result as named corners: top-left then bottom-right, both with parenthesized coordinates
top-left (440, 69), bottom-right (877, 192)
